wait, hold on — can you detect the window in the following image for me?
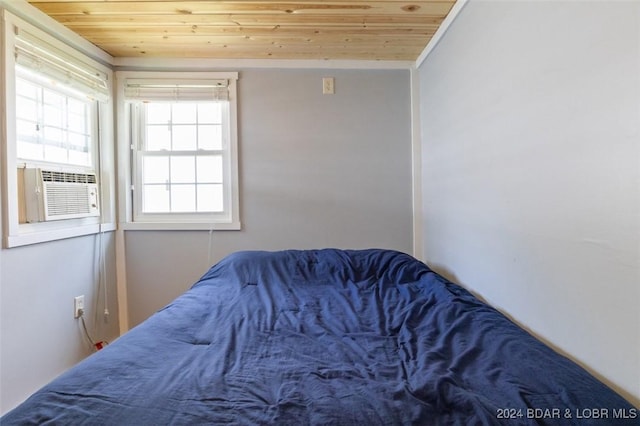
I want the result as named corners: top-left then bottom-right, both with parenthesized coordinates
top-left (118, 72), bottom-right (240, 230)
top-left (15, 76), bottom-right (94, 167)
top-left (13, 25), bottom-right (108, 170)
top-left (1, 11), bottom-right (114, 248)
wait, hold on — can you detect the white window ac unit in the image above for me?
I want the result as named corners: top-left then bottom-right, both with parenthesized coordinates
top-left (23, 168), bottom-right (100, 222)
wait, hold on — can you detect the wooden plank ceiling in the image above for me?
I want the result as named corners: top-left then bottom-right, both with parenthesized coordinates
top-left (27, 0), bottom-right (457, 60)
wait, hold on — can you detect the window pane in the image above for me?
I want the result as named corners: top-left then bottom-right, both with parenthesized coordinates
top-left (171, 184), bottom-right (196, 212)
top-left (198, 125), bottom-right (222, 150)
top-left (16, 96), bottom-right (38, 119)
top-left (68, 132), bottom-right (88, 151)
top-left (143, 156), bottom-right (170, 183)
top-left (43, 91), bottom-right (64, 132)
top-left (144, 185), bottom-right (170, 212)
top-left (16, 119), bottom-right (40, 143)
top-left (43, 89), bottom-right (64, 108)
top-left (68, 149), bottom-right (90, 166)
top-left (16, 79), bottom-right (38, 99)
top-left (43, 104), bottom-right (63, 128)
top-left (43, 126), bottom-right (63, 144)
top-left (44, 145), bottom-right (67, 163)
top-left (68, 112), bottom-right (87, 134)
top-left (198, 103), bottom-right (222, 124)
top-left (197, 156), bottom-right (223, 183)
top-left (197, 184), bottom-right (224, 212)
top-left (17, 141), bottom-right (44, 161)
top-left (170, 156), bottom-right (195, 183)
top-left (67, 98), bottom-right (86, 116)
top-left (146, 125), bottom-right (171, 150)
top-left (172, 103), bottom-right (197, 124)
top-left (172, 125), bottom-right (197, 150)
top-left (146, 103), bottom-right (170, 124)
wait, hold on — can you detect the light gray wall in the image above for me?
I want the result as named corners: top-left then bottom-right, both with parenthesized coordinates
top-left (0, 1), bottom-right (121, 414)
top-left (418, 0), bottom-right (639, 405)
top-left (0, 233), bottom-right (120, 413)
top-left (125, 68), bottom-right (414, 327)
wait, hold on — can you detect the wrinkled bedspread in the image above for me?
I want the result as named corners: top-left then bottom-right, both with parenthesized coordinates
top-left (2, 249), bottom-right (636, 425)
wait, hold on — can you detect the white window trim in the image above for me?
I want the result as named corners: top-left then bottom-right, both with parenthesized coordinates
top-left (1, 10), bottom-right (115, 248)
top-left (116, 71), bottom-right (240, 231)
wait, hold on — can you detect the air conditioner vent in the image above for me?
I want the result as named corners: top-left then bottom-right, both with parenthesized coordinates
top-left (45, 184), bottom-right (94, 216)
top-left (41, 170), bottom-right (97, 184)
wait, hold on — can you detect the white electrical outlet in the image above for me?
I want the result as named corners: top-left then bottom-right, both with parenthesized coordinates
top-left (322, 77), bottom-right (335, 94)
top-left (74, 295), bottom-right (85, 318)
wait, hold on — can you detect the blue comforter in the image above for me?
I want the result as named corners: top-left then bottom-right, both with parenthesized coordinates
top-left (2, 249), bottom-right (636, 425)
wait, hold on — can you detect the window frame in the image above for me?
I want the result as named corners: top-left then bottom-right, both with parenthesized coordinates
top-left (116, 71), bottom-right (240, 231)
top-left (1, 10), bottom-right (115, 248)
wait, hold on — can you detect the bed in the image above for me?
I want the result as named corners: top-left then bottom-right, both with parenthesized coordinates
top-left (2, 249), bottom-right (636, 425)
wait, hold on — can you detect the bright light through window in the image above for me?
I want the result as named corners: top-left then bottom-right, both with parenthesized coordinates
top-left (15, 77), bottom-right (92, 167)
top-left (140, 102), bottom-right (225, 214)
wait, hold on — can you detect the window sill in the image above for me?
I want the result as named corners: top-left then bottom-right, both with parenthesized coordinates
top-left (119, 221), bottom-right (241, 231)
top-left (5, 222), bottom-right (116, 248)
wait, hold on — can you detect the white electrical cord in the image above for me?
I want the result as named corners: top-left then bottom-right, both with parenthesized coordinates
top-left (207, 227), bottom-right (214, 268)
top-left (100, 230), bottom-right (109, 319)
top-left (79, 309), bottom-right (109, 351)
top-left (100, 232), bottom-right (109, 321)
top-left (95, 101), bottom-right (109, 320)
top-left (90, 229), bottom-right (109, 350)
top-left (78, 309), bottom-right (96, 346)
